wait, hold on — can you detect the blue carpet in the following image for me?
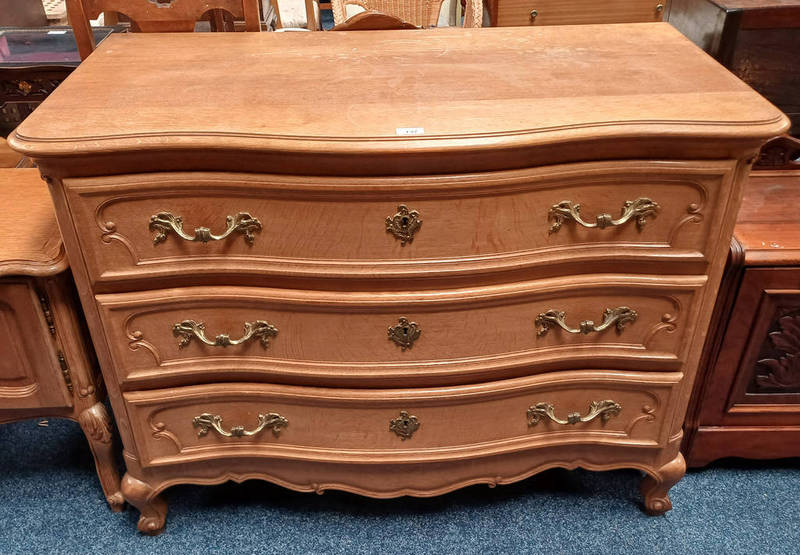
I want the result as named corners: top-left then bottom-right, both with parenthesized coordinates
top-left (1, 417), bottom-right (798, 554)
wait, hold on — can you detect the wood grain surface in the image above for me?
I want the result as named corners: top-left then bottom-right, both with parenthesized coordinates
top-left (96, 277), bottom-right (702, 388)
top-left (9, 25), bottom-right (788, 168)
top-left (63, 161), bottom-right (734, 290)
top-left (0, 169), bottom-right (66, 277)
top-left (11, 25), bottom-right (786, 532)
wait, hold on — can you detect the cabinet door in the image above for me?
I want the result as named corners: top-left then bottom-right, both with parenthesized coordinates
top-left (699, 267), bottom-right (800, 427)
top-left (0, 279), bottom-right (72, 410)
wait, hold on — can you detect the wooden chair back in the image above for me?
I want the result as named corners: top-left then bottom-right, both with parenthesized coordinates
top-left (66, 0), bottom-right (261, 60)
top-left (331, 0), bottom-right (482, 27)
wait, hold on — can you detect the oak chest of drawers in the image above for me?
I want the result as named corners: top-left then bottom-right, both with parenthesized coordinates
top-left (9, 24), bottom-right (788, 534)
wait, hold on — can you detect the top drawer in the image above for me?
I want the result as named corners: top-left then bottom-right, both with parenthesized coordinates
top-left (64, 160), bottom-right (735, 290)
top-left (494, 0), bottom-right (667, 27)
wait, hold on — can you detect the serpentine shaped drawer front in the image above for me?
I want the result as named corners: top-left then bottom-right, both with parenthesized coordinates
top-left (123, 370), bottom-right (680, 468)
top-left (64, 159), bottom-right (735, 290)
top-left (96, 275), bottom-right (704, 389)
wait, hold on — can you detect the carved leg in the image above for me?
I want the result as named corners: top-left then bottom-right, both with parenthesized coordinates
top-left (121, 473), bottom-right (168, 535)
top-left (641, 452), bottom-right (686, 515)
top-left (77, 403), bottom-right (124, 512)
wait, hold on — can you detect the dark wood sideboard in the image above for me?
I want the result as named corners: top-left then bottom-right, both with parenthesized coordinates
top-left (0, 26), bottom-right (117, 137)
top-left (683, 135), bottom-right (800, 466)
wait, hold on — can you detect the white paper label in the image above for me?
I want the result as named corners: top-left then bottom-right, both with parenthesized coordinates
top-left (395, 127), bottom-right (425, 136)
top-left (47, 30), bottom-right (69, 34)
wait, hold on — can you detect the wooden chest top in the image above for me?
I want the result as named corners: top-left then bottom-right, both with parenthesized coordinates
top-left (9, 23), bottom-right (789, 174)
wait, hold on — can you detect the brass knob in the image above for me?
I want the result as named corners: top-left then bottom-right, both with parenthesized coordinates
top-left (530, 9), bottom-right (538, 20)
top-left (656, 3), bottom-right (664, 11)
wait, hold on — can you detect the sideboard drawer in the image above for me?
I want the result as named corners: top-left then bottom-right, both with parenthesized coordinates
top-left (123, 370), bottom-right (680, 467)
top-left (494, 0), bottom-right (667, 27)
top-left (65, 160), bottom-right (735, 289)
top-left (97, 276), bottom-right (703, 388)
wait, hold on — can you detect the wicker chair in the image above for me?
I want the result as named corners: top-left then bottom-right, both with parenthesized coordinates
top-left (331, 0), bottom-right (482, 28)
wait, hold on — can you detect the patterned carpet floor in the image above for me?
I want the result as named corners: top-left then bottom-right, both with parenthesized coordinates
top-left (1, 417), bottom-right (798, 554)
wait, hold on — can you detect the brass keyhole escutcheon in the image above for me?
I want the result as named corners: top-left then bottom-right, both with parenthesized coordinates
top-left (390, 411), bottom-right (420, 440)
top-left (655, 3), bottom-right (664, 12)
top-left (388, 317), bottom-right (421, 350)
top-left (530, 9), bottom-right (538, 20)
top-left (386, 205), bottom-right (422, 245)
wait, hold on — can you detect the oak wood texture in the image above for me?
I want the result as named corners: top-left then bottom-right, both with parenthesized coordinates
top-left (0, 138), bottom-right (22, 168)
top-left (65, 0), bottom-right (261, 60)
top-left (9, 25), bottom-right (787, 533)
top-left (124, 372), bottom-right (680, 466)
top-left (490, 0), bottom-right (668, 28)
top-left (0, 168), bottom-right (66, 277)
top-left (7, 26), bottom-right (788, 174)
top-left (64, 161), bottom-right (734, 291)
top-left (669, 0), bottom-right (800, 136)
top-left (0, 169), bottom-right (122, 510)
top-left (97, 279), bottom-right (701, 389)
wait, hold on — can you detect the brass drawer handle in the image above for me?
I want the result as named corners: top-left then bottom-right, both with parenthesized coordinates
top-left (527, 400), bottom-right (621, 426)
top-left (548, 198), bottom-right (659, 233)
top-left (173, 319), bottom-right (278, 349)
top-left (390, 410), bottom-right (420, 440)
top-left (536, 306), bottom-right (637, 336)
top-left (386, 204), bottom-right (422, 245)
top-left (529, 9), bottom-right (538, 20)
top-left (193, 412), bottom-right (288, 438)
top-left (388, 317), bottom-right (421, 350)
top-left (149, 211), bottom-right (262, 245)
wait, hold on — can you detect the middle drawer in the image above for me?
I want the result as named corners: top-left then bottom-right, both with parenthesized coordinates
top-left (97, 275), bottom-right (704, 389)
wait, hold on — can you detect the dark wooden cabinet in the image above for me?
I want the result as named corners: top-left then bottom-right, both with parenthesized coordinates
top-left (683, 137), bottom-right (800, 466)
top-left (669, 0), bottom-right (800, 136)
top-left (0, 26), bottom-right (117, 137)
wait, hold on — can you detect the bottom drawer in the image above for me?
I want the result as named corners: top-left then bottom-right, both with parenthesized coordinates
top-left (125, 370), bottom-right (681, 467)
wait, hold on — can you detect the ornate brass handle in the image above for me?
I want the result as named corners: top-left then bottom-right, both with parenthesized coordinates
top-left (149, 211), bottom-right (262, 245)
top-left (527, 400), bottom-right (621, 426)
top-left (548, 198), bottom-right (659, 233)
top-left (193, 412), bottom-right (288, 438)
top-left (536, 306), bottom-right (637, 337)
top-left (386, 204), bottom-right (422, 245)
top-left (173, 319), bottom-right (278, 349)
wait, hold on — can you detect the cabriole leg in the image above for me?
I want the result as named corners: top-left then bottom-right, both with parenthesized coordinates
top-left (641, 452), bottom-right (686, 515)
top-left (77, 402), bottom-right (124, 511)
top-left (121, 473), bottom-right (168, 535)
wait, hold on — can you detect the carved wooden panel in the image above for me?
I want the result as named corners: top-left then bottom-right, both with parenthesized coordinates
top-left (751, 311), bottom-right (800, 393)
top-left (124, 371), bottom-right (679, 467)
top-left (0, 280), bottom-right (72, 409)
top-left (96, 277), bottom-right (702, 389)
top-left (64, 161), bottom-right (733, 290)
top-left (729, 285), bottom-right (800, 407)
top-left (697, 268), bottom-right (800, 427)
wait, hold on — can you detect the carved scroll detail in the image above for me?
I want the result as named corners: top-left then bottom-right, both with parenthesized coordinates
top-left (756, 315), bottom-right (800, 390)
